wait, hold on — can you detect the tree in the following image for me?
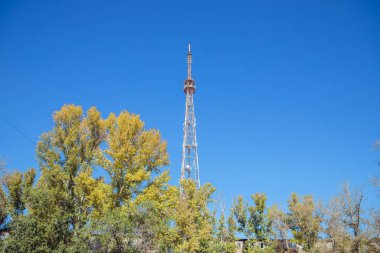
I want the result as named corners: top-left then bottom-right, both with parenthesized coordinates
top-left (5, 105), bottom-right (106, 250)
top-left (0, 167), bottom-right (36, 247)
top-left (4, 215), bottom-right (48, 253)
top-left (233, 195), bottom-right (248, 236)
top-left (287, 193), bottom-right (321, 251)
top-left (73, 169), bottom-right (113, 220)
top-left (212, 204), bottom-right (236, 253)
top-left (268, 205), bottom-right (290, 252)
top-left (79, 110), bottom-right (172, 252)
top-left (2, 104), bottom-right (174, 252)
top-left (36, 105), bottom-right (106, 232)
top-left (320, 197), bottom-right (351, 253)
top-left (170, 179), bottom-right (216, 253)
top-left (134, 171), bottom-right (174, 252)
top-left (2, 168), bottom-right (36, 216)
top-left (227, 211), bottom-right (237, 242)
top-left (248, 193), bottom-right (273, 242)
top-left (339, 183), bottom-right (366, 253)
top-left (103, 111), bottom-right (169, 208)
top-left (2, 172), bottom-right (23, 216)
top-left (90, 171), bottom-right (174, 253)
top-left (90, 205), bottom-right (141, 253)
top-left (232, 194), bottom-right (274, 253)
top-left (365, 209), bottom-right (380, 253)
top-left (319, 183), bottom-right (374, 253)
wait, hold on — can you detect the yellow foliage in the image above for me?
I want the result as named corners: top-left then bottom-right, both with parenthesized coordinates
top-left (74, 169), bottom-right (112, 219)
top-left (103, 111), bottom-right (169, 207)
top-left (169, 179), bottom-right (216, 253)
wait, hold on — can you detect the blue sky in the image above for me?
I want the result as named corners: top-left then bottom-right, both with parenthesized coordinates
top-left (0, 0), bottom-right (379, 210)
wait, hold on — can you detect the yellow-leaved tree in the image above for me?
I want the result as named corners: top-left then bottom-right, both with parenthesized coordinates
top-left (2, 104), bottom-right (218, 253)
top-left (103, 111), bottom-right (169, 207)
top-left (170, 179), bottom-right (216, 253)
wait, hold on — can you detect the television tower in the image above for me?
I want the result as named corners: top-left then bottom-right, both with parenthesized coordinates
top-left (180, 44), bottom-right (200, 188)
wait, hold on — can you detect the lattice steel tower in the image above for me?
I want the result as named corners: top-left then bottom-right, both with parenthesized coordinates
top-left (180, 44), bottom-right (200, 188)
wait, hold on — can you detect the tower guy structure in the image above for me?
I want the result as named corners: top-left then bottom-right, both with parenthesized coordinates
top-left (180, 44), bottom-right (200, 188)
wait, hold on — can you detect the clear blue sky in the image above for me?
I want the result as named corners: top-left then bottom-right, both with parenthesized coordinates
top-left (1, 0), bottom-right (379, 210)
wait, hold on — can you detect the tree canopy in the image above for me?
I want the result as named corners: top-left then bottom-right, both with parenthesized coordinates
top-left (0, 104), bottom-right (378, 253)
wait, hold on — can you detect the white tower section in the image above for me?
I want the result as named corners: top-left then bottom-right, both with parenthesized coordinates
top-left (180, 44), bottom-right (200, 188)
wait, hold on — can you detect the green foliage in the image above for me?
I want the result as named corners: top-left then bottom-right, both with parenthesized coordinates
top-left (3, 215), bottom-right (46, 253)
top-left (233, 195), bottom-right (247, 236)
top-left (91, 202), bottom-right (172, 253)
top-left (232, 193), bottom-right (273, 252)
top-left (90, 207), bottom-right (137, 253)
top-left (211, 208), bottom-right (236, 253)
top-left (247, 244), bottom-right (276, 253)
top-left (248, 193), bottom-right (273, 242)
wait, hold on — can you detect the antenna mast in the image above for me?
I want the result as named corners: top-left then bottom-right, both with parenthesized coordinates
top-left (180, 43), bottom-right (200, 188)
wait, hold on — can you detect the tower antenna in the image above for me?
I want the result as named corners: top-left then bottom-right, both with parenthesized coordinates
top-left (181, 43), bottom-right (200, 189)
